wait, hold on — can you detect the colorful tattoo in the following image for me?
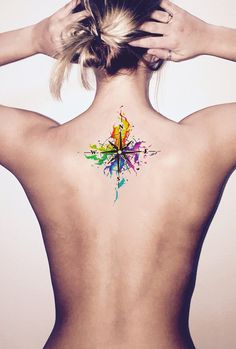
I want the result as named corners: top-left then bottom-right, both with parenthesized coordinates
top-left (83, 107), bottom-right (160, 202)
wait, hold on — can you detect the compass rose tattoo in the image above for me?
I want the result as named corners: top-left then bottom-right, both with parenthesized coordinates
top-left (83, 107), bottom-right (161, 202)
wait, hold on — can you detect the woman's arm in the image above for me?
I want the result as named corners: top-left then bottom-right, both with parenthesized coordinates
top-left (130, 0), bottom-right (236, 171)
top-left (130, 0), bottom-right (236, 63)
top-left (0, 0), bottom-right (89, 172)
top-left (0, 0), bottom-right (88, 65)
top-left (204, 25), bottom-right (236, 62)
top-left (0, 26), bottom-right (37, 66)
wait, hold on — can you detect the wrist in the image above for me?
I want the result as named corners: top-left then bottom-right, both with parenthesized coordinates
top-left (32, 18), bottom-right (52, 56)
top-left (200, 23), bottom-right (236, 60)
top-left (199, 22), bottom-right (218, 56)
top-left (31, 21), bottom-right (45, 54)
top-left (17, 25), bottom-right (40, 56)
top-left (204, 23), bottom-right (221, 56)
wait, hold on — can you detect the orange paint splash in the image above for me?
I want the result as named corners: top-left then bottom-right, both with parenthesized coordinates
top-left (111, 111), bottom-right (131, 148)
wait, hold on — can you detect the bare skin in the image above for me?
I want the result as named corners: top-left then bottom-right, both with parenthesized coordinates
top-left (1, 1), bottom-right (236, 348)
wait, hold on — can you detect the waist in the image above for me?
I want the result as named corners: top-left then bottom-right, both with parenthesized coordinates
top-left (44, 308), bottom-right (195, 349)
top-left (44, 327), bottom-right (195, 349)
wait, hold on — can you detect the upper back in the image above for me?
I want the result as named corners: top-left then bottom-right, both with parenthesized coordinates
top-left (17, 107), bottom-right (230, 233)
top-left (13, 107), bottom-right (231, 271)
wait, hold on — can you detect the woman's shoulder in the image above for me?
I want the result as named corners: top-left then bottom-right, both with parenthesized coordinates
top-left (179, 103), bottom-right (236, 172)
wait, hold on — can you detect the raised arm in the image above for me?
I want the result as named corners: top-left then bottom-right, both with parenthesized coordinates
top-left (0, 0), bottom-right (88, 65)
top-left (0, 1), bottom-right (88, 172)
top-left (130, 0), bottom-right (236, 171)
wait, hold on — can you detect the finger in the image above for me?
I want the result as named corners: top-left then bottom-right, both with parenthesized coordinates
top-left (144, 53), bottom-right (161, 64)
top-left (139, 21), bottom-right (169, 36)
top-left (67, 10), bottom-right (90, 24)
top-left (57, 0), bottom-right (80, 18)
top-left (147, 49), bottom-right (177, 62)
top-left (147, 49), bottom-right (170, 60)
top-left (129, 36), bottom-right (170, 50)
top-left (150, 10), bottom-right (171, 23)
top-left (65, 0), bottom-right (80, 14)
top-left (159, 0), bottom-right (178, 15)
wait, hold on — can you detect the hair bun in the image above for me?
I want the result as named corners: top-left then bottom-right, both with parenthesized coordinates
top-left (50, 0), bottom-right (165, 99)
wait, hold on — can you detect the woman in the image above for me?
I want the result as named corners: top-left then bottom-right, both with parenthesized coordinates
top-left (1, 0), bottom-right (236, 348)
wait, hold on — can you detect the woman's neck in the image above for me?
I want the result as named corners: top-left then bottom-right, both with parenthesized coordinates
top-left (94, 68), bottom-right (152, 109)
top-left (75, 67), bottom-right (175, 128)
top-left (85, 67), bottom-right (168, 123)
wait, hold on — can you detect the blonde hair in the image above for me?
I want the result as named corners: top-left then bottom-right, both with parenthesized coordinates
top-left (50, 0), bottom-right (165, 99)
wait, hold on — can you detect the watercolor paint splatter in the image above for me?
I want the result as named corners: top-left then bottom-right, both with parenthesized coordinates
top-left (84, 107), bottom-right (160, 202)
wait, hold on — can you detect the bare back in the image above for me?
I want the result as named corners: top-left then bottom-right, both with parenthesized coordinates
top-left (10, 107), bottom-right (233, 349)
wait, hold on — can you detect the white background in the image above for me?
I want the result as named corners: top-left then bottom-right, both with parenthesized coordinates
top-left (0, 1), bottom-right (236, 348)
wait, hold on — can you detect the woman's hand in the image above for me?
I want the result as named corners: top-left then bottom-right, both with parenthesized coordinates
top-left (130, 0), bottom-right (212, 62)
top-left (33, 0), bottom-right (89, 58)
